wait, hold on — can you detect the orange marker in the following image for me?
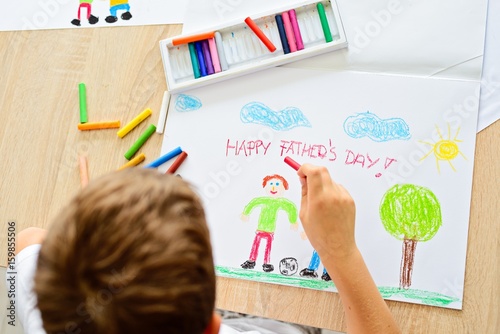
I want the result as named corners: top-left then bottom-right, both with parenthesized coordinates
top-left (244, 17), bottom-right (276, 52)
top-left (79, 156), bottom-right (89, 188)
top-left (172, 31), bottom-right (216, 46)
top-left (78, 121), bottom-right (120, 131)
top-left (118, 153), bottom-right (146, 171)
top-left (166, 151), bottom-right (188, 174)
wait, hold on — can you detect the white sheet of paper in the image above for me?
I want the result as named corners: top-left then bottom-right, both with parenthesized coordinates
top-left (160, 67), bottom-right (479, 309)
top-left (182, 0), bottom-right (499, 131)
top-left (0, 0), bottom-right (188, 31)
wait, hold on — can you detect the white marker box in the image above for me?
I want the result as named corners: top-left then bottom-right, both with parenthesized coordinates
top-left (159, 0), bottom-right (348, 94)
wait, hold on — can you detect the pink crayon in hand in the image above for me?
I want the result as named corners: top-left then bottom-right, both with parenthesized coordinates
top-left (284, 156), bottom-right (301, 171)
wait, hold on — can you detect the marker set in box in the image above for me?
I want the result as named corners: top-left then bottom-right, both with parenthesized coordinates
top-left (159, 0), bottom-right (348, 93)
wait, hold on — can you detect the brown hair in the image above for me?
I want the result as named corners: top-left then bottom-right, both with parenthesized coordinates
top-left (35, 168), bottom-right (215, 334)
top-left (262, 174), bottom-right (289, 190)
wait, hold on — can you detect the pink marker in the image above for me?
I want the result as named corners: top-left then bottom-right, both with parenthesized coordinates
top-left (288, 9), bottom-right (304, 50)
top-left (284, 156), bottom-right (301, 171)
top-left (281, 12), bottom-right (297, 52)
top-left (208, 38), bottom-right (222, 73)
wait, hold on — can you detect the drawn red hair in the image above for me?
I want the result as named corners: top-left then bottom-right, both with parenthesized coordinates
top-left (262, 174), bottom-right (289, 190)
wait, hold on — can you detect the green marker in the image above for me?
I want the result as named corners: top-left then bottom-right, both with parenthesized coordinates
top-left (188, 42), bottom-right (201, 79)
top-left (317, 3), bottom-right (333, 43)
top-left (79, 83), bottom-right (88, 123)
top-left (124, 124), bottom-right (156, 160)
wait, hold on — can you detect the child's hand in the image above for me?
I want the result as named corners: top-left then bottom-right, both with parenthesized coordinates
top-left (297, 164), bottom-right (357, 264)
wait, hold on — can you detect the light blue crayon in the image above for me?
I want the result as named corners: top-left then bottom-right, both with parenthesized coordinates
top-left (145, 146), bottom-right (183, 168)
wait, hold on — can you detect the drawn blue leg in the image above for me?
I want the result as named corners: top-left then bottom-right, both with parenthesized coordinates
top-left (106, 4), bottom-right (132, 23)
top-left (308, 250), bottom-right (320, 271)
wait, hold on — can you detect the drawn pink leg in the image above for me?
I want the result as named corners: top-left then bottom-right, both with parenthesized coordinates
top-left (78, 3), bottom-right (92, 20)
top-left (262, 232), bottom-right (274, 264)
top-left (249, 232), bottom-right (263, 261)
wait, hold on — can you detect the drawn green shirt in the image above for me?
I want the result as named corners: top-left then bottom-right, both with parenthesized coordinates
top-left (243, 197), bottom-right (298, 233)
top-left (80, 0), bottom-right (93, 3)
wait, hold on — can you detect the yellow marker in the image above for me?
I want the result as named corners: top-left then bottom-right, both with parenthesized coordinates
top-left (118, 153), bottom-right (146, 170)
top-left (78, 121), bottom-right (121, 131)
top-left (117, 108), bottom-right (152, 138)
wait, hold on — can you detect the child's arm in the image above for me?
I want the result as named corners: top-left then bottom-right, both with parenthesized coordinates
top-left (15, 227), bottom-right (47, 255)
top-left (297, 164), bottom-right (400, 334)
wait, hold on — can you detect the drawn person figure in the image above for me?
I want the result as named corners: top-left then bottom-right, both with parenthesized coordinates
top-left (241, 174), bottom-right (298, 272)
top-left (300, 249), bottom-right (331, 281)
top-left (71, 0), bottom-right (99, 26)
top-left (105, 0), bottom-right (133, 23)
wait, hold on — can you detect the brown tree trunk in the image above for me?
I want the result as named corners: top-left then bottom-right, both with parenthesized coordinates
top-left (400, 238), bottom-right (417, 289)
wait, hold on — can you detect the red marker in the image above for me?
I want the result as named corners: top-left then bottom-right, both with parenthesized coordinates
top-left (284, 156), bottom-right (301, 171)
top-left (166, 151), bottom-right (188, 174)
top-left (244, 17), bottom-right (277, 52)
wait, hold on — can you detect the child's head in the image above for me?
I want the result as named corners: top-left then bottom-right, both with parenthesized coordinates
top-left (34, 168), bottom-right (217, 334)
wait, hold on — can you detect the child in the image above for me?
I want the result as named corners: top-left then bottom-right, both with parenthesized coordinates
top-left (9, 166), bottom-right (400, 333)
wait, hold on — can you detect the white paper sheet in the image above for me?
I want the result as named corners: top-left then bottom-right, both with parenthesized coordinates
top-left (0, 0), bottom-right (188, 31)
top-left (160, 67), bottom-right (479, 309)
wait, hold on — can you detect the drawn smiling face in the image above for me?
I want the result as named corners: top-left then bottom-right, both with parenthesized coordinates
top-left (265, 178), bottom-right (286, 197)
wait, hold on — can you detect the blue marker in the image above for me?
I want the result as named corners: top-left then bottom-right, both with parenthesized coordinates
top-left (275, 14), bottom-right (290, 54)
top-left (195, 41), bottom-right (207, 77)
top-left (145, 146), bottom-right (183, 168)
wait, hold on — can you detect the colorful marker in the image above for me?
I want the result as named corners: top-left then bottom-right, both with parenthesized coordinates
top-left (244, 17), bottom-right (277, 53)
top-left (145, 146), bottom-right (183, 168)
top-left (117, 108), bottom-right (152, 138)
top-left (156, 91), bottom-right (171, 134)
top-left (195, 41), bottom-right (208, 77)
top-left (317, 3), bottom-right (333, 42)
top-left (288, 9), bottom-right (304, 50)
top-left (284, 156), bottom-right (301, 171)
top-left (215, 32), bottom-right (229, 71)
top-left (208, 38), bottom-right (222, 73)
top-left (172, 31), bottom-right (215, 46)
top-left (202, 40), bottom-right (215, 75)
top-left (188, 43), bottom-right (201, 79)
top-left (275, 14), bottom-right (290, 54)
top-left (166, 151), bottom-right (188, 174)
top-left (78, 121), bottom-right (121, 131)
top-left (124, 124), bottom-right (156, 160)
top-left (282, 12), bottom-right (297, 52)
top-left (79, 83), bottom-right (88, 124)
top-left (118, 153), bottom-right (146, 170)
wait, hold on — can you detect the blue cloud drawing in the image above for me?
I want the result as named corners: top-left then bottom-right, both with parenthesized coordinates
top-left (175, 94), bottom-right (202, 112)
top-left (240, 102), bottom-right (311, 131)
top-left (343, 111), bottom-right (411, 142)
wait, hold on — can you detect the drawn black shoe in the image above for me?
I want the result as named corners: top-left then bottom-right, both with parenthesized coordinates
top-left (88, 15), bottom-right (99, 25)
top-left (241, 260), bottom-right (256, 269)
top-left (105, 15), bottom-right (118, 23)
top-left (262, 263), bottom-right (274, 272)
top-left (71, 19), bottom-right (81, 26)
top-left (321, 272), bottom-right (331, 281)
top-left (121, 11), bottom-right (132, 20)
top-left (299, 268), bottom-right (318, 278)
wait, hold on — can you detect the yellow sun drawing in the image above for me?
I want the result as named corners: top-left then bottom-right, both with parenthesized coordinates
top-left (419, 124), bottom-right (467, 173)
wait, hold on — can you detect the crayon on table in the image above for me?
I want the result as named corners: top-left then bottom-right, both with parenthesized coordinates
top-left (188, 43), bottom-right (201, 79)
top-left (145, 146), bottom-right (183, 168)
top-left (284, 156), bottom-right (301, 171)
top-left (288, 9), bottom-right (304, 50)
top-left (166, 151), bottom-right (188, 174)
top-left (78, 121), bottom-right (121, 131)
top-left (244, 17), bottom-right (277, 52)
top-left (275, 14), bottom-right (290, 54)
top-left (124, 124), bottom-right (156, 160)
top-left (172, 31), bottom-right (215, 46)
top-left (282, 12), bottom-right (297, 52)
top-left (79, 83), bottom-right (88, 124)
top-left (215, 32), bottom-right (229, 71)
top-left (79, 155), bottom-right (89, 188)
top-left (202, 40), bottom-right (215, 75)
top-left (208, 38), bottom-right (222, 73)
top-left (317, 2), bottom-right (333, 42)
top-left (117, 108), bottom-right (152, 138)
top-left (195, 41), bottom-right (208, 77)
top-left (156, 91), bottom-right (171, 134)
top-left (118, 153), bottom-right (146, 170)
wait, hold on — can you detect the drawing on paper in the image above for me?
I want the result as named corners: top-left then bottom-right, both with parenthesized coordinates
top-left (279, 257), bottom-right (298, 276)
top-left (419, 124), bottom-right (467, 173)
top-left (299, 249), bottom-right (331, 281)
top-left (240, 102), bottom-right (312, 130)
top-left (379, 184), bottom-right (442, 289)
top-left (343, 111), bottom-right (411, 142)
top-left (240, 174), bottom-right (299, 273)
top-left (71, 0), bottom-right (99, 26)
top-left (106, 0), bottom-right (133, 23)
top-left (175, 94), bottom-right (203, 112)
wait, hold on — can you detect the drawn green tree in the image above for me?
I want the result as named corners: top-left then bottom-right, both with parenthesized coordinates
top-left (379, 184), bottom-right (442, 289)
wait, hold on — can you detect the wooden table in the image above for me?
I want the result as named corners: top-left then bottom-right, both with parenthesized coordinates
top-left (0, 26), bottom-right (498, 333)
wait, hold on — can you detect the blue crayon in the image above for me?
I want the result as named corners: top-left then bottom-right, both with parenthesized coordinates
top-left (145, 146), bottom-right (183, 168)
top-left (195, 41), bottom-right (207, 77)
top-left (275, 14), bottom-right (290, 54)
top-left (202, 40), bottom-right (215, 75)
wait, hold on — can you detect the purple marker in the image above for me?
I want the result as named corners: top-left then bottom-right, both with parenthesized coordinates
top-left (202, 40), bottom-right (215, 75)
top-left (288, 9), bottom-right (304, 50)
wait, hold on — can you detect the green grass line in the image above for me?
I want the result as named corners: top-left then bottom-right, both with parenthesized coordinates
top-left (216, 266), bottom-right (461, 307)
